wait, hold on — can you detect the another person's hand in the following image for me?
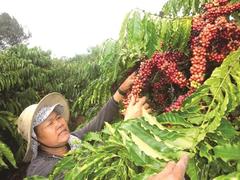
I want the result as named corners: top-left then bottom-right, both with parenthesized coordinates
top-left (124, 96), bottom-right (151, 120)
top-left (148, 154), bottom-right (189, 180)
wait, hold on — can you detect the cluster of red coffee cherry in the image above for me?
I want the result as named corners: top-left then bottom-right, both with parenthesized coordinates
top-left (122, 0), bottom-right (240, 112)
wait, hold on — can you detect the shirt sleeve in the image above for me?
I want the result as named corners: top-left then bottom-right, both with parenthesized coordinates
top-left (71, 97), bottom-right (119, 139)
top-left (26, 157), bottom-right (59, 177)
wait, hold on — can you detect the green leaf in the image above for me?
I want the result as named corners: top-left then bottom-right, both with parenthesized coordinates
top-left (24, 176), bottom-right (49, 180)
top-left (214, 143), bottom-right (240, 162)
top-left (130, 132), bottom-right (170, 161)
top-left (213, 171), bottom-right (240, 180)
top-left (156, 112), bottom-right (193, 127)
top-left (217, 119), bottom-right (237, 140)
top-left (51, 155), bottom-right (75, 179)
top-left (0, 140), bottom-right (16, 168)
top-left (162, 0), bottom-right (208, 17)
top-left (187, 158), bottom-right (200, 180)
top-left (180, 49), bottom-right (240, 145)
top-left (198, 141), bottom-right (213, 161)
top-left (83, 132), bottom-right (103, 142)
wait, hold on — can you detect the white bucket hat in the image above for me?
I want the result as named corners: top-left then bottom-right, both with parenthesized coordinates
top-left (17, 92), bottom-right (70, 162)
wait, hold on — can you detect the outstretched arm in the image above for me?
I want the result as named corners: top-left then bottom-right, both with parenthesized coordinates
top-left (72, 73), bottom-right (136, 139)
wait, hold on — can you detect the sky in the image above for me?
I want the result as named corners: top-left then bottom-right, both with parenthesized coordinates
top-left (0, 0), bottom-right (168, 58)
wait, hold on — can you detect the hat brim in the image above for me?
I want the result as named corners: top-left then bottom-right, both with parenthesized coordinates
top-left (24, 92), bottom-right (70, 162)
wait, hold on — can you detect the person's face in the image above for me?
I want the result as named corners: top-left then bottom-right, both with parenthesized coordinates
top-left (35, 111), bottom-right (70, 148)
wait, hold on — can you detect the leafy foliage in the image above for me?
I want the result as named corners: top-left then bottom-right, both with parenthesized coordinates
top-left (0, 44), bottom-right (102, 172)
top-left (0, 140), bottom-right (16, 169)
top-left (162, 0), bottom-right (209, 17)
top-left (162, 0), bottom-right (240, 18)
top-left (1, 0), bottom-right (240, 179)
top-left (214, 171), bottom-right (240, 180)
top-left (0, 111), bottom-right (25, 169)
top-left (45, 49), bottom-right (240, 179)
top-left (47, 123), bottom-right (151, 180)
top-left (73, 10), bottom-right (192, 121)
top-left (0, 44), bottom-right (102, 116)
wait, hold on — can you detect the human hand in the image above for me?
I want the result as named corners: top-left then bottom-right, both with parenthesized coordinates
top-left (113, 72), bottom-right (136, 103)
top-left (124, 96), bottom-right (151, 120)
top-left (148, 154), bottom-right (189, 180)
top-left (118, 72), bottom-right (136, 93)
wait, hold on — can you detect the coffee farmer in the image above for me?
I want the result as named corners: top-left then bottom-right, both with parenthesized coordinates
top-left (17, 73), bottom-right (150, 177)
top-left (17, 72), bottom-right (188, 179)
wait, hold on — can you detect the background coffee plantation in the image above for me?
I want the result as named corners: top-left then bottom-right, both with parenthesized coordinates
top-left (1, 0), bottom-right (240, 179)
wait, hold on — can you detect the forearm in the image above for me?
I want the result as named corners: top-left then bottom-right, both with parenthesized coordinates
top-left (112, 90), bottom-right (125, 103)
top-left (72, 78), bottom-right (132, 139)
top-left (72, 97), bottom-right (119, 139)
